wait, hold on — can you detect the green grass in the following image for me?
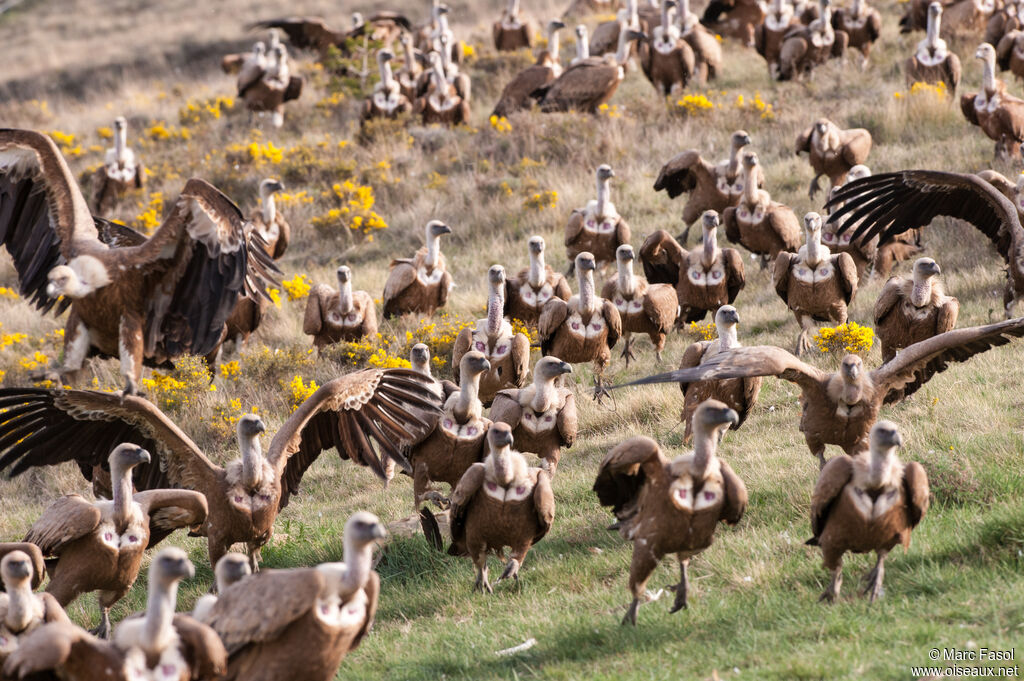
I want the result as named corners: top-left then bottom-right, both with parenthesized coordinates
top-left (2, 0), bottom-right (1024, 679)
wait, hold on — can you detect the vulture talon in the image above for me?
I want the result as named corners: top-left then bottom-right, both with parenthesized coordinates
top-left (621, 599), bottom-right (640, 626)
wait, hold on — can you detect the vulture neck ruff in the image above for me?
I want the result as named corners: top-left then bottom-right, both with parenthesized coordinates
top-left (803, 228), bottom-right (829, 268)
top-left (717, 322), bottom-right (739, 351)
top-left (910, 273), bottom-right (935, 307)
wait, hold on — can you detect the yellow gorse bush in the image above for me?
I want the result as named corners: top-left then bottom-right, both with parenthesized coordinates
top-left (282, 274), bottom-right (312, 301)
top-left (0, 287), bottom-right (19, 300)
top-left (285, 375), bottom-right (319, 411)
top-left (597, 103), bottom-right (622, 118)
top-left (489, 115), bottom-right (512, 133)
top-left (814, 322), bottom-right (875, 354)
top-left (895, 81), bottom-right (948, 100)
top-left (687, 321), bottom-right (717, 341)
top-left (96, 126), bottom-right (114, 140)
top-left (179, 95), bottom-right (235, 125)
top-left (311, 181), bottom-right (388, 242)
top-left (47, 130), bottom-right (83, 157)
top-left (677, 94), bottom-right (714, 115)
top-left (134, 192), bottom-right (164, 233)
top-left (524, 191), bottom-right (558, 211)
top-left (220, 360), bottom-right (241, 380)
top-left (140, 355), bottom-right (214, 410)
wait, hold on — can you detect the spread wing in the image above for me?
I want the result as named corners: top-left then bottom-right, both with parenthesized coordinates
top-left (120, 179), bottom-right (279, 358)
top-left (0, 388), bottom-right (221, 495)
top-left (593, 436), bottom-right (669, 519)
top-left (133, 490), bottom-right (209, 548)
top-left (447, 462), bottom-right (486, 557)
top-left (718, 459), bottom-right (747, 525)
top-left (871, 317), bottom-right (1024, 401)
top-left (532, 469), bottom-right (555, 542)
top-left (206, 568), bottom-right (323, 655)
top-left (617, 345), bottom-right (829, 395)
top-left (23, 495), bottom-right (101, 556)
top-left (902, 461), bottom-right (930, 529)
top-left (639, 229), bottom-right (687, 285)
top-left (95, 216), bottom-right (147, 248)
top-left (0, 542), bottom-right (46, 590)
top-left (826, 170), bottom-right (1023, 258)
top-left (173, 614), bottom-right (228, 681)
top-left (0, 129), bottom-right (102, 312)
top-left (653, 150), bottom-right (713, 198)
top-left (808, 455), bottom-right (854, 542)
top-left (976, 169), bottom-right (1016, 201)
top-left (271, 369), bottom-right (444, 508)
top-left (248, 17), bottom-right (338, 51)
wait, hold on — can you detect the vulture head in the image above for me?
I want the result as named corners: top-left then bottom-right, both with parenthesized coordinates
top-left (351, 12), bottom-right (365, 29)
top-left (534, 355), bottom-right (573, 383)
top-left (596, 164), bottom-right (615, 182)
top-left (814, 118), bottom-right (832, 137)
top-left (484, 422), bottom-right (530, 490)
top-left (252, 41), bottom-right (267, 58)
top-left (213, 553), bottom-right (251, 592)
top-left (616, 243), bottom-right (635, 264)
top-left (46, 258), bottom-right (111, 299)
top-left (410, 343), bottom-right (432, 374)
top-left (839, 354), bottom-right (863, 383)
top-left (701, 210), bottom-right (720, 236)
top-left (109, 443), bottom-right (151, 478)
top-left (975, 42), bottom-right (997, 69)
top-left (426, 219), bottom-right (453, 239)
top-left (575, 251), bottom-right (598, 273)
top-left (237, 413), bottom-right (267, 441)
top-left (345, 511), bottom-right (387, 546)
top-left (867, 420), bottom-right (903, 486)
top-left (912, 257), bottom-right (941, 281)
top-left (152, 548), bottom-right (196, 585)
top-left (547, 19), bottom-right (567, 36)
top-left (715, 304), bottom-right (740, 329)
top-left (575, 23), bottom-right (588, 40)
top-left (846, 164), bottom-right (871, 182)
top-left (742, 151), bottom-right (759, 170)
top-left (236, 414), bottom-right (267, 491)
top-left (460, 350), bottom-right (492, 381)
top-left (0, 550), bottom-right (34, 590)
top-left (731, 130), bottom-right (753, 150)
top-left (803, 211), bottom-right (823, 240)
top-left (528, 235), bottom-right (546, 255)
top-left (488, 264), bottom-right (506, 288)
top-left (260, 178), bottom-right (284, 198)
top-left (378, 49), bottom-right (395, 66)
top-left (336, 265), bottom-right (352, 285)
top-left (870, 420), bottom-right (903, 451)
top-left (114, 116), bottom-right (127, 131)
top-left (692, 399), bottom-right (739, 436)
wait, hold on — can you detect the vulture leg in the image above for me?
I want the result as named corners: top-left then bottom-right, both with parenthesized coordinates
top-left (622, 598), bottom-right (641, 626)
top-left (807, 173), bottom-right (824, 200)
top-left (207, 536), bottom-right (228, 579)
top-left (247, 542), bottom-right (263, 573)
top-left (91, 590), bottom-right (121, 639)
top-left (473, 553), bottom-right (493, 594)
top-left (1005, 285), bottom-right (1020, 319)
top-left (498, 557), bottom-right (521, 583)
top-left (118, 315), bottom-right (144, 397)
top-left (620, 333), bottom-right (636, 366)
top-left (819, 552), bottom-right (843, 603)
top-left (863, 549), bottom-right (888, 603)
top-left (413, 462), bottom-right (448, 510)
top-left (794, 313), bottom-right (815, 357)
top-left (623, 546), bottom-right (659, 626)
top-left (541, 453), bottom-right (559, 477)
top-left (61, 316), bottom-right (90, 387)
top-left (669, 555), bottom-right (690, 613)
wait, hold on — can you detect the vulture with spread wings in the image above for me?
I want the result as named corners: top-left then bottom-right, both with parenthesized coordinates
top-left (826, 169), bottom-right (1024, 318)
top-left (0, 369), bottom-right (441, 571)
top-left (0, 129), bottom-right (279, 395)
top-left (618, 317), bottom-right (1024, 467)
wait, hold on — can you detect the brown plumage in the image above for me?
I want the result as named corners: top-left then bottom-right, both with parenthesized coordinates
top-left (191, 553), bottom-right (252, 623)
top-left (0, 549), bottom-right (69, 671)
top-left (22, 444), bottom-right (206, 638)
top-left (0, 129), bottom-right (278, 395)
top-left (362, 50), bottom-right (413, 123)
top-left (538, 252), bottom-right (623, 397)
top-left (396, 33), bottom-right (424, 101)
top-left (303, 266), bottom-right (378, 350)
top-left (676, 306), bottom-right (761, 443)
top-left (777, 0), bottom-right (850, 82)
top-left (986, 1), bottom-right (1024, 44)
top-left (0, 370), bottom-right (441, 572)
top-left (826, 169), bottom-right (1024, 317)
top-left (203, 513), bottom-right (383, 681)
top-left (638, 4), bottom-right (696, 95)
top-left (563, 0), bottom-right (624, 18)
top-left (653, 131), bottom-right (764, 239)
top-left (756, 0), bottom-right (800, 78)
top-left (589, 2), bottom-right (646, 57)
top-left (382, 220), bottom-right (453, 318)
top-left (3, 549), bottom-right (226, 681)
top-left (874, 258), bottom-right (959, 364)
top-left (492, 20), bottom-right (567, 117)
top-left (721, 151), bottom-right (801, 264)
top-left (240, 44), bottom-right (303, 128)
top-left (539, 26), bottom-right (644, 113)
top-left (941, 0), bottom-right (999, 35)
top-left (448, 424), bottom-right (555, 592)
top-left (414, 51), bottom-right (470, 126)
top-left (676, 0), bottom-right (722, 82)
top-left (409, 351), bottom-right (492, 508)
top-left (796, 118), bottom-right (872, 199)
top-left (701, 0), bottom-right (766, 45)
top-left (451, 266), bottom-right (530, 406)
top-left (774, 212), bottom-right (858, 355)
top-left (594, 401), bottom-right (747, 625)
top-left (976, 167), bottom-right (1024, 219)
top-left (249, 13), bottom-right (412, 59)
top-left (904, 3), bottom-right (962, 92)
top-left (832, 0), bottom-right (882, 67)
top-left (489, 357), bottom-right (577, 474)
top-left (602, 244), bottom-right (678, 364)
top-left (504, 235), bottom-right (573, 327)
top-left (624, 317), bottom-right (1024, 467)
top-left (0, 544), bottom-right (45, 592)
top-left (899, 0), bottom-right (931, 31)
top-left (493, 0), bottom-right (533, 51)
top-left (90, 117), bottom-right (143, 216)
top-left (961, 43), bottom-right (1024, 160)
top-left (809, 422), bottom-right (929, 603)
top-left (639, 211), bottom-right (746, 323)
top-left (565, 164), bottom-right (632, 272)
top-left (997, 28), bottom-right (1024, 82)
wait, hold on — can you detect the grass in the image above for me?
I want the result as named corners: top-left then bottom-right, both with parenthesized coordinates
top-left (1, 0), bottom-right (1024, 679)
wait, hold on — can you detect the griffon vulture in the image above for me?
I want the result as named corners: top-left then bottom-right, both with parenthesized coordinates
top-left (489, 356), bottom-right (577, 474)
top-left (676, 305), bottom-right (761, 443)
top-left (602, 244), bottom-right (678, 364)
top-left (565, 164), bottom-right (632, 273)
top-left (809, 421), bottom-right (929, 603)
top-left (362, 50), bottom-right (413, 123)
top-left (996, 29), bottom-right (1024, 82)
top-left (0, 129), bottom-right (279, 395)
top-left (304, 265), bottom-right (378, 349)
top-left (590, 0), bottom-right (644, 56)
top-left (0, 369), bottom-right (441, 571)
top-left (494, 0), bottom-right (533, 51)
top-left (676, 0), bottom-right (723, 82)
top-left (961, 43), bottom-right (1024, 160)
top-left (382, 220), bottom-right (453, 317)
top-left (594, 400), bottom-right (747, 625)
top-left (448, 423), bottom-right (555, 591)
top-left (250, 13), bottom-right (412, 59)
top-left (796, 117), bottom-right (872, 199)
top-left (452, 266), bottom-right (530, 406)
top-left (414, 51), bottom-right (471, 126)
top-left (654, 131), bottom-right (764, 241)
top-left (774, 212), bottom-right (858, 355)
top-left (701, 0), bottom-right (766, 46)
top-left (504, 235), bottom-right (572, 327)
top-left (492, 20), bottom-right (567, 117)
top-left (986, 0), bottom-right (1024, 45)
top-left (831, 0), bottom-right (882, 68)
top-left (638, 2), bottom-right (696, 95)
top-left (91, 117), bottom-right (143, 216)
top-left (191, 553), bottom-right (251, 623)
top-left (722, 151), bottom-right (801, 265)
top-left (639, 211), bottom-right (746, 323)
top-left (538, 252), bottom-right (622, 398)
top-left (756, 0), bottom-right (799, 78)
top-left (240, 44), bottom-right (303, 128)
top-left (621, 318), bottom-right (1024, 467)
top-left (16, 444), bottom-right (206, 638)
top-left (539, 25), bottom-right (646, 113)
top-left (0, 550), bottom-right (69, 669)
top-left (874, 257), bottom-right (959, 363)
top-left (0, 544), bottom-right (44, 592)
top-left (201, 513), bottom-right (384, 681)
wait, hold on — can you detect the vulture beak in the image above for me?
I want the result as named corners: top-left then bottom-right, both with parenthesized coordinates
top-left (134, 448), bottom-right (152, 466)
top-left (740, 133), bottom-right (752, 146)
top-left (437, 223), bottom-right (453, 235)
top-left (558, 361), bottom-right (573, 375)
top-left (370, 522), bottom-right (387, 541)
top-left (722, 307), bottom-right (740, 325)
top-left (551, 19), bottom-right (567, 30)
top-left (927, 261), bottom-right (942, 276)
top-left (167, 554), bottom-right (196, 581)
top-left (4, 557), bottom-right (32, 580)
top-left (269, 180), bottom-right (285, 193)
top-left (626, 29), bottom-right (648, 41)
top-left (491, 427), bottom-right (515, 449)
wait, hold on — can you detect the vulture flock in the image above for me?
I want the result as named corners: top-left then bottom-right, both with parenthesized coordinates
top-left (1, 0), bottom-right (1024, 677)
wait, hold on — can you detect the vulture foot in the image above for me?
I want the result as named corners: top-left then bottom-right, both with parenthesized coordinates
top-left (90, 610), bottom-right (112, 640)
top-left (423, 491), bottom-right (451, 510)
top-left (808, 176), bottom-right (822, 200)
top-left (474, 570), bottom-right (493, 594)
top-left (248, 547), bottom-right (262, 573)
top-left (498, 558), bottom-right (521, 582)
top-left (819, 568), bottom-right (842, 604)
top-left (621, 598), bottom-right (640, 626)
top-left (862, 555), bottom-right (887, 603)
top-left (816, 451), bottom-right (828, 470)
top-left (592, 376), bottom-right (611, 403)
top-left (668, 585), bottom-right (688, 613)
top-left (795, 329), bottom-right (813, 356)
top-left (620, 338), bottom-right (636, 366)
